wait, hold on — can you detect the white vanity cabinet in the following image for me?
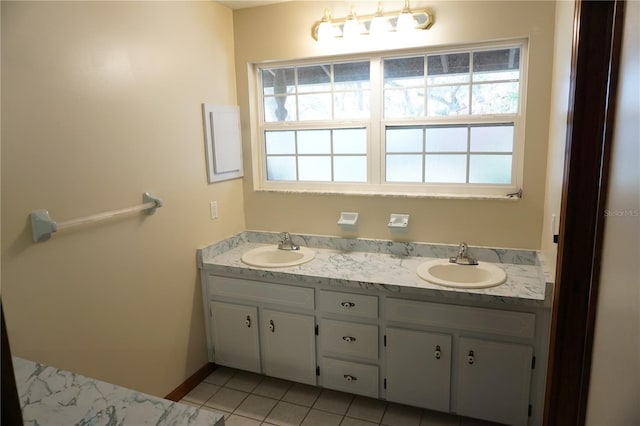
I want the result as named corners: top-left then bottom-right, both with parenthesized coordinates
top-left (385, 298), bottom-right (536, 426)
top-left (205, 275), bottom-right (317, 385)
top-left (209, 301), bottom-right (260, 372)
top-left (385, 327), bottom-right (452, 412)
top-left (261, 309), bottom-right (316, 384)
top-left (201, 270), bottom-right (548, 426)
top-left (317, 290), bottom-right (380, 398)
top-left (456, 337), bottom-right (533, 426)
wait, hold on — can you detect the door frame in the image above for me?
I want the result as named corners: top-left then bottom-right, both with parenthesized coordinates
top-left (544, 1), bottom-right (626, 425)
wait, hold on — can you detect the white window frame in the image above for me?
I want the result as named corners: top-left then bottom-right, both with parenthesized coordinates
top-left (249, 39), bottom-right (528, 199)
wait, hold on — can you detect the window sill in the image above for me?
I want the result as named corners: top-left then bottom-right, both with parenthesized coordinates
top-left (253, 187), bottom-right (522, 201)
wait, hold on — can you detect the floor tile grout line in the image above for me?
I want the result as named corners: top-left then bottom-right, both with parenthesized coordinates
top-left (191, 368), bottom-right (472, 426)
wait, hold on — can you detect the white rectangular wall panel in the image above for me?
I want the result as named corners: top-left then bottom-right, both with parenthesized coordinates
top-left (202, 104), bottom-right (243, 183)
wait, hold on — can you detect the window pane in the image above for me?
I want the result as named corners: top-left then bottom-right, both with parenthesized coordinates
top-left (262, 68), bottom-right (295, 96)
top-left (298, 93), bottom-right (331, 120)
top-left (427, 85), bottom-right (470, 116)
top-left (473, 48), bottom-right (520, 82)
top-left (473, 70), bottom-right (519, 83)
top-left (334, 156), bottom-right (367, 182)
top-left (425, 126), bottom-right (468, 152)
top-left (264, 95), bottom-right (297, 122)
top-left (425, 155), bottom-right (467, 183)
top-left (298, 156), bottom-right (331, 181)
top-left (470, 125), bottom-right (514, 152)
top-left (334, 129), bottom-right (367, 154)
top-left (334, 61), bottom-right (370, 90)
top-left (334, 91), bottom-right (370, 119)
top-left (469, 155), bottom-right (512, 184)
top-left (298, 130), bottom-right (330, 154)
top-left (266, 156), bottom-right (296, 181)
top-left (471, 82), bottom-right (519, 114)
top-left (265, 131), bottom-right (295, 154)
top-left (386, 155), bottom-right (422, 182)
top-left (386, 128), bottom-right (423, 152)
top-left (298, 64), bottom-right (331, 93)
top-left (384, 88), bottom-right (425, 118)
top-left (427, 53), bottom-right (470, 85)
top-left (384, 57), bottom-right (424, 88)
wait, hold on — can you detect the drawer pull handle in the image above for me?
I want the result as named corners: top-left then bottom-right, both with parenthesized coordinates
top-left (342, 336), bottom-right (356, 343)
top-left (269, 320), bottom-right (275, 332)
top-left (467, 350), bottom-right (475, 365)
top-left (341, 301), bottom-right (356, 309)
top-left (435, 345), bottom-right (441, 360)
top-left (245, 316), bottom-right (251, 328)
top-left (343, 374), bottom-right (357, 382)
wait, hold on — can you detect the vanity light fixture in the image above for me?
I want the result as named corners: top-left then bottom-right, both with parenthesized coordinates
top-left (312, 1), bottom-right (434, 42)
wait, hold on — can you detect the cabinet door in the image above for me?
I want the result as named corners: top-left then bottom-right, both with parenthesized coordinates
top-left (262, 309), bottom-right (316, 385)
top-left (210, 301), bottom-right (260, 373)
top-left (385, 328), bottom-right (451, 412)
top-left (456, 337), bottom-right (533, 426)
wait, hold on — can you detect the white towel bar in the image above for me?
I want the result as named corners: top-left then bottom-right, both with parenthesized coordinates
top-left (30, 192), bottom-right (163, 242)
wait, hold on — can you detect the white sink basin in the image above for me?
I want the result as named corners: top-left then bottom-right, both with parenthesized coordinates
top-left (241, 245), bottom-right (315, 268)
top-left (416, 259), bottom-right (507, 289)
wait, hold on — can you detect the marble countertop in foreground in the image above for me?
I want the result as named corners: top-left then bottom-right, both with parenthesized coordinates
top-left (198, 231), bottom-right (552, 308)
top-left (13, 357), bottom-right (225, 426)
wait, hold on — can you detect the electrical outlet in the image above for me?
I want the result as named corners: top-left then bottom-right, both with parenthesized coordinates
top-left (210, 201), bottom-right (218, 220)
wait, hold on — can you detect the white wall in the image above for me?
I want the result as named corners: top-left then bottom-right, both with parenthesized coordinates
top-left (540, 0), bottom-right (574, 274)
top-left (586, 1), bottom-right (640, 423)
top-left (233, 1), bottom-right (556, 249)
top-left (1, 1), bottom-right (246, 396)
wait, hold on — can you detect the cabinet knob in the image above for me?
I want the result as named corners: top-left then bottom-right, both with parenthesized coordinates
top-left (434, 345), bottom-right (441, 360)
top-left (467, 350), bottom-right (475, 365)
top-left (343, 374), bottom-right (357, 382)
top-left (268, 320), bottom-right (275, 332)
top-left (245, 316), bottom-right (251, 328)
top-left (341, 301), bottom-right (356, 308)
top-left (342, 336), bottom-right (356, 343)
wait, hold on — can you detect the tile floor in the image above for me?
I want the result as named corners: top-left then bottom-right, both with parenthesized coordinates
top-left (180, 367), bottom-right (501, 426)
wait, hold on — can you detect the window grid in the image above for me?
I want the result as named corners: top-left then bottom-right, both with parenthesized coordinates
top-left (264, 128), bottom-right (368, 183)
top-left (256, 41), bottom-right (525, 196)
top-left (385, 123), bottom-right (515, 184)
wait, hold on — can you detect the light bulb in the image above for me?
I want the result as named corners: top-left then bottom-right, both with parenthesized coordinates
top-left (396, 12), bottom-right (416, 33)
top-left (396, 0), bottom-right (417, 33)
top-left (315, 9), bottom-right (335, 42)
top-left (317, 21), bottom-right (333, 41)
top-left (369, 3), bottom-right (390, 36)
top-left (342, 7), bottom-right (361, 38)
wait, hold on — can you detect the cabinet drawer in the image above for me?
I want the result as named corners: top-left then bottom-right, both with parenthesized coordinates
top-left (319, 290), bottom-right (378, 318)
top-left (320, 319), bottom-right (378, 360)
top-left (386, 298), bottom-right (535, 339)
top-left (321, 357), bottom-right (379, 398)
top-left (208, 275), bottom-right (314, 310)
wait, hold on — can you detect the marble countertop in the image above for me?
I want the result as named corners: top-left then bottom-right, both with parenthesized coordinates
top-left (14, 357), bottom-right (225, 426)
top-left (198, 232), bottom-right (551, 308)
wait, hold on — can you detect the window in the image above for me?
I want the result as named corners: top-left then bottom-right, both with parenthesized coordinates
top-left (254, 41), bottom-right (526, 197)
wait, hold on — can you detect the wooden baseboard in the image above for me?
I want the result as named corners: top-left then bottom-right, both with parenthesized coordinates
top-left (165, 362), bottom-right (216, 401)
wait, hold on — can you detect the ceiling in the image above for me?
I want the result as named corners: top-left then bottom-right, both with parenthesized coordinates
top-left (216, 1), bottom-right (289, 9)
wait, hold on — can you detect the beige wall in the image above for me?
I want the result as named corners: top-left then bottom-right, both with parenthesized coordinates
top-left (540, 0), bottom-right (574, 274)
top-left (233, 1), bottom-right (556, 249)
top-left (1, 1), bottom-right (245, 396)
top-left (586, 0), bottom-right (640, 422)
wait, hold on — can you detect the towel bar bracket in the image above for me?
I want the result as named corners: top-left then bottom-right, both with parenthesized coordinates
top-left (143, 192), bottom-right (163, 215)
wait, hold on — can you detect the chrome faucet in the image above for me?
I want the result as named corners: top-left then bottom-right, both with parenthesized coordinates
top-left (278, 232), bottom-right (300, 251)
top-left (449, 242), bottom-right (478, 265)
